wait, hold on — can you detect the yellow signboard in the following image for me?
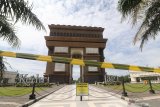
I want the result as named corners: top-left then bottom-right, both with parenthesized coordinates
top-left (76, 83), bottom-right (89, 96)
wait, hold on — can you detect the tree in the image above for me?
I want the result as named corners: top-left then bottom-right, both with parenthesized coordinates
top-left (0, 0), bottom-right (45, 47)
top-left (0, 57), bottom-right (6, 78)
top-left (0, 0), bottom-right (45, 79)
top-left (118, 0), bottom-right (160, 50)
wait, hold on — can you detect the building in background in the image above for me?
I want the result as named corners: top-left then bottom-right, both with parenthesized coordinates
top-left (130, 71), bottom-right (160, 83)
top-left (3, 71), bottom-right (18, 84)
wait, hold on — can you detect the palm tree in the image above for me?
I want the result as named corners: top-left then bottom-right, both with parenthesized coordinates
top-left (0, 57), bottom-right (6, 78)
top-left (0, 0), bottom-right (46, 79)
top-left (0, 0), bottom-right (45, 47)
top-left (118, 0), bottom-right (160, 50)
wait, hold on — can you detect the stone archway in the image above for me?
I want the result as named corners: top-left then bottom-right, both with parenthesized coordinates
top-left (44, 24), bottom-right (107, 84)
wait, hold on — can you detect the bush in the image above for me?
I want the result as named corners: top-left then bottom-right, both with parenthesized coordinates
top-left (15, 83), bottom-right (52, 87)
top-left (115, 81), bottom-right (121, 85)
top-left (36, 83), bottom-right (52, 87)
top-left (118, 76), bottom-right (131, 83)
top-left (15, 83), bottom-right (30, 87)
top-left (104, 83), bottom-right (106, 85)
top-left (103, 81), bottom-right (121, 86)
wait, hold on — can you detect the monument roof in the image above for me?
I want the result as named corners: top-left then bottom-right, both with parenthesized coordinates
top-left (48, 24), bottom-right (104, 31)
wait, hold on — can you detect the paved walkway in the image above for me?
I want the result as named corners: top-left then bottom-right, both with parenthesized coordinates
top-left (0, 85), bottom-right (62, 107)
top-left (30, 85), bottom-right (138, 107)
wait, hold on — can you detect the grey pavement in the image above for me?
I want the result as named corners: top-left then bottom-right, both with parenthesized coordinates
top-left (136, 96), bottom-right (160, 107)
top-left (29, 84), bottom-right (138, 107)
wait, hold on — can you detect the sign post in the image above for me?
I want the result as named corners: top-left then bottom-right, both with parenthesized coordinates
top-left (76, 83), bottom-right (89, 101)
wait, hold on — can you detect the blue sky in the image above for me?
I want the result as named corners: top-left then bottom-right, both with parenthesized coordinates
top-left (1, 0), bottom-right (160, 78)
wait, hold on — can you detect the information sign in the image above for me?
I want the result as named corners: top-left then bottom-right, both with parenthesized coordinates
top-left (76, 83), bottom-right (89, 96)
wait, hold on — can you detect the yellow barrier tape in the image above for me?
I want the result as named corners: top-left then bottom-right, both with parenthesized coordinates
top-left (1, 50), bottom-right (160, 73)
top-left (129, 66), bottom-right (141, 71)
top-left (101, 62), bottom-right (114, 68)
top-left (0, 52), bottom-right (16, 57)
top-left (70, 59), bottom-right (85, 66)
top-left (37, 56), bottom-right (52, 62)
top-left (153, 68), bottom-right (160, 73)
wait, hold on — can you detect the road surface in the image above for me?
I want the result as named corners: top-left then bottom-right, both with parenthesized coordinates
top-left (30, 84), bottom-right (138, 107)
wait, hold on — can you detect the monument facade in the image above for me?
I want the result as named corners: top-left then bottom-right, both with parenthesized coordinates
top-left (44, 24), bottom-right (107, 83)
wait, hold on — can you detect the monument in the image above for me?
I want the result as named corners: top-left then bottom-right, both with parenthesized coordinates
top-left (44, 24), bottom-right (107, 84)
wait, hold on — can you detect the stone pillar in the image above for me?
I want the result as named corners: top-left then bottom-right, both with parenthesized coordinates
top-left (48, 76), bottom-right (49, 83)
top-left (130, 76), bottom-right (137, 83)
top-left (69, 69), bottom-right (72, 84)
top-left (157, 77), bottom-right (160, 83)
top-left (104, 73), bottom-right (107, 83)
top-left (80, 66), bottom-right (84, 82)
top-left (140, 78), bottom-right (142, 82)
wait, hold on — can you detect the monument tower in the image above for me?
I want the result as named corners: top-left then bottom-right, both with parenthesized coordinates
top-left (44, 24), bottom-right (107, 84)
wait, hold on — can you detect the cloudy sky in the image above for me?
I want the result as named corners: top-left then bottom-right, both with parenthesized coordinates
top-left (1, 0), bottom-right (160, 78)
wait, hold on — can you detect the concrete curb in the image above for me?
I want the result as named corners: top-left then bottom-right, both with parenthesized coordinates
top-left (108, 91), bottom-right (136, 103)
top-left (98, 85), bottom-right (152, 106)
top-left (120, 96), bottom-right (136, 103)
top-left (20, 85), bottom-right (65, 107)
top-left (106, 89), bottom-right (150, 106)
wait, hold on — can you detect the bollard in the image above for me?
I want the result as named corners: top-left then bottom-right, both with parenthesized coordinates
top-left (80, 96), bottom-right (82, 101)
top-left (95, 81), bottom-right (97, 85)
top-left (121, 77), bottom-right (127, 97)
top-left (29, 82), bottom-right (36, 99)
top-left (57, 82), bottom-right (59, 86)
top-left (148, 79), bottom-right (155, 94)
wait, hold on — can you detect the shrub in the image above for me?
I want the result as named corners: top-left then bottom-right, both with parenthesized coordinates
top-left (15, 83), bottom-right (30, 87)
top-left (36, 83), bottom-right (52, 87)
top-left (15, 83), bottom-right (52, 87)
top-left (115, 81), bottom-right (121, 85)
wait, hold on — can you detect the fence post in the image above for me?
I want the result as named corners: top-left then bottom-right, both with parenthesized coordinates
top-left (121, 77), bottom-right (127, 97)
top-left (80, 96), bottom-right (82, 101)
top-left (57, 82), bottom-right (59, 86)
top-left (95, 81), bottom-right (97, 85)
top-left (29, 81), bottom-right (36, 99)
top-left (148, 79), bottom-right (155, 94)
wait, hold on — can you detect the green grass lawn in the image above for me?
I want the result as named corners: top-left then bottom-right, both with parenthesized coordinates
top-left (101, 83), bottom-right (160, 93)
top-left (0, 87), bottom-right (47, 96)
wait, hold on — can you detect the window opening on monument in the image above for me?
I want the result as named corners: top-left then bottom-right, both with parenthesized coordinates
top-left (54, 63), bottom-right (65, 72)
top-left (86, 48), bottom-right (99, 54)
top-left (54, 47), bottom-right (68, 53)
top-left (72, 65), bottom-right (80, 82)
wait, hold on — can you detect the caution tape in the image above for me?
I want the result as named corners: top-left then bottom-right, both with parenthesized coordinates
top-left (0, 50), bottom-right (160, 73)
